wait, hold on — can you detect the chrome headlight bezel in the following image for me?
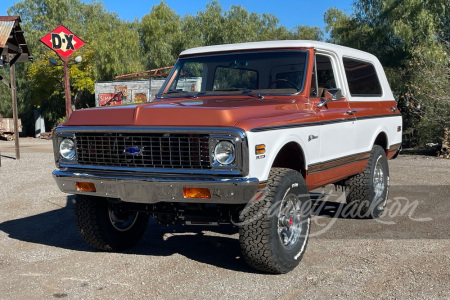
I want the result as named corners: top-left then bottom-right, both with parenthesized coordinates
top-left (53, 132), bottom-right (77, 166)
top-left (210, 135), bottom-right (243, 173)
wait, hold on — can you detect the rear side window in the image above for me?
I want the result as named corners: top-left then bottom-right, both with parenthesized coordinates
top-left (343, 58), bottom-right (382, 96)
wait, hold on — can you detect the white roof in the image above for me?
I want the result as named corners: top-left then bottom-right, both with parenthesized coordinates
top-left (180, 40), bottom-right (377, 61)
top-left (179, 40), bottom-right (394, 101)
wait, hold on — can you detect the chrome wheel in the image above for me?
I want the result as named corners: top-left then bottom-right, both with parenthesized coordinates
top-left (344, 145), bottom-right (389, 219)
top-left (278, 194), bottom-right (302, 250)
top-left (108, 206), bottom-right (139, 232)
top-left (373, 157), bottom-right (387, 210)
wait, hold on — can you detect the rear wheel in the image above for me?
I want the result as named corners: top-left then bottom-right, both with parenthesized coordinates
top-left (344, 145), bottom-right (389, 218)
top-left (74, 195), bottom-right (149, 251)
top-left (239, 168), bottom-right (311, 274)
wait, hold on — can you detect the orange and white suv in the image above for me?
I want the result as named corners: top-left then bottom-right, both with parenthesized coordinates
top-left (53, 40), bottom-right (402, 273)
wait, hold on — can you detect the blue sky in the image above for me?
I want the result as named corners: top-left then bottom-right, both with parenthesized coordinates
top-left (1, 0), bottom-right (354, 31)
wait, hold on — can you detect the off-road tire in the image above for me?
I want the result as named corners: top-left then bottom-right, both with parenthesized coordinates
top-left (74, 195), bottom-right (149, 251)
top-left (344, 145), bottom-right (389, 218)
top-left (238, 168), bottom-right (311, 274)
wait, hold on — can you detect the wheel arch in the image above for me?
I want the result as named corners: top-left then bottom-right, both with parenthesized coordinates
top-left (271, 141), bottom-right (307, 177)
top-left (373, 131), bottom-right (389, 152)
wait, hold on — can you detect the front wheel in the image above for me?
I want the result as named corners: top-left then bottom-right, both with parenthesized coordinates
top-left (74, 195), bottom-right (149, 251)
top-left (239, 168), bottom-right (311, 274)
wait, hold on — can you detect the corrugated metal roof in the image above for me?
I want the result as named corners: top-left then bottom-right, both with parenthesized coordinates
top-left (0, 20), bottom-right (15, 47)
top-left (0, 16), bottom-right (31, 62)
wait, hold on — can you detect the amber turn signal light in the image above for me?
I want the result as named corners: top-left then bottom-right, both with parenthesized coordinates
top-left (76, 182), bottom-right (96, 192)
top-left (255, 144), bottom-right (266, 154)
top-left (183, 187), bottom-right (211, 199)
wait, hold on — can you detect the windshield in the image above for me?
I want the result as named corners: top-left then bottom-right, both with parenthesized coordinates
top-left (159, 50), bottom-right (308, 98)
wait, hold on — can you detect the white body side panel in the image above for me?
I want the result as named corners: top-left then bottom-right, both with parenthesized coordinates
top-left (354, 116), bottom-right (403, 154)
top-left (319, 121), bottom-right (356, 163)
top-left (245, 115), bottom-right (402, 182)
top-left (246, 126), bottom-right (320, 181)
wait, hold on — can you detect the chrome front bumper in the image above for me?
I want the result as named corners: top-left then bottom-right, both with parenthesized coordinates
top-left (53, 169), bottom-right (260, 204)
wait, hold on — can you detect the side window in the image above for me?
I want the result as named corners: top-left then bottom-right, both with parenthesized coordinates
top-left (343, 58), bottom-right (382, 96)
top-left (316, 54), bottom-right (337, 97)
top-left (170, 62), bottom-right (203, 92)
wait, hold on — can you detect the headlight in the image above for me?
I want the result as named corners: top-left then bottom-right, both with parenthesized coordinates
top-left (214, 141), bottom-right (235, 165)
top-left (60, 138), bottom-right (76, 160)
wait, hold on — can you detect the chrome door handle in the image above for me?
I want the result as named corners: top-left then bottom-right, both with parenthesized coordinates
top-left (346, 110), bottom-right (356, 115)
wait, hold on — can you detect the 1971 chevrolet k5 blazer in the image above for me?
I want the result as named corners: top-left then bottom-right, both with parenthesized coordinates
top-left (53, 40), bottom-right (402, 273)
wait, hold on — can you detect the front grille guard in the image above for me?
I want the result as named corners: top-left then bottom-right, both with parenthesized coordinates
top-left (53, 126), bottom-right (249, 176)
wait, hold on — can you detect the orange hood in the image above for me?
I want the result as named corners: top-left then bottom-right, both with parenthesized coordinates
top-left (63, 97), bottom-right (317, 131)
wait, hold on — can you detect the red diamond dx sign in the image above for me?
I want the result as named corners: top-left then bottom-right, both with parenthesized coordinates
top-left (40, 25), bottom-right (85, 60)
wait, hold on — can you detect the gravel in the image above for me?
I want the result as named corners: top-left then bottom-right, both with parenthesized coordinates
top-left (0, 138), bottom-right (449, 299)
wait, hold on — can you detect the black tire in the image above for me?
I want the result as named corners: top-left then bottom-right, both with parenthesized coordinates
top-left (344, 145), bottom-right (389, 218)
top-left (238, 168), bottom-right (311, 274)
top-left (74, 195), bottom-right (149, 251)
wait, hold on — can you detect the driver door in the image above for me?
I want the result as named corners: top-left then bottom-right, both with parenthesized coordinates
top-left (311, 53), bottom-right (357, 182)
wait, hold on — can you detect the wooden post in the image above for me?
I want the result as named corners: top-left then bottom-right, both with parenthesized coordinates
top-left (10, 54), bottom-right (20, 160)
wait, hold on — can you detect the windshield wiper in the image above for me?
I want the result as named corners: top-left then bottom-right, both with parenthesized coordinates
top-left (213, 88), bottom-right (264, 99)
top-left (241, 89), bottom-right (264, 99)
top-left (164, 90), bottom-right (198, 98)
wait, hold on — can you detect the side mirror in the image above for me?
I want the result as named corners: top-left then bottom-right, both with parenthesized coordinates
top-left (325, 88), bottom-right (342, 101)
top-left (317, 88), bottom-right (343, 108)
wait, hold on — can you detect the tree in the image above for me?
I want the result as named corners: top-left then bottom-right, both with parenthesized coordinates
top-left (25, 47), bottom-right (97, 126)
top-left (4, 0), bottom-right (144, 131)
top-left (325, 0), bottom-right (450, 147)
top-left (140, 2), bottom-right (183, 69)
top-left (2, 0), bottom-right (325, 134)
top-left (9, 0), bottom-right (144, 80)
top-left (289, 25), bottom-right (323, 40)
top-left (181, 1), bottom-right (323, 49)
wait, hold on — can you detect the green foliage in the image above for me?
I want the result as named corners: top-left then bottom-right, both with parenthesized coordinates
top-left (2, 0), bottom-right (145, 131)
top-left (325, 0), bottom-right (450, 148)
top-left (9, 0), bottom-right (144, 80)
top-left (1, 0), bottom-right (324, 133)
top-left (140, 2), bottom-right (183, 69)
top-left (4, 0), bottom-right (446, 147)
top-left (0, 68), bottom-right (12, 118)
top-left (179, 1), bottom-right (323, 51)
top-left (139, 0), bottom-right (324, 69)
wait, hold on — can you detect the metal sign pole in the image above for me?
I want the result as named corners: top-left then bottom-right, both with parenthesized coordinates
top-left (63, 59), bottom-right (72, 118)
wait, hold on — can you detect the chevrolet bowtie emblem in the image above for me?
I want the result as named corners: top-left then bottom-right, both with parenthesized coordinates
top-left (124, 146), bottom-right (143, 156)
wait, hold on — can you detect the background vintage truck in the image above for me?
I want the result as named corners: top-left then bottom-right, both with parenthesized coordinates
top-left (0, 114), bottom-right (22, 140)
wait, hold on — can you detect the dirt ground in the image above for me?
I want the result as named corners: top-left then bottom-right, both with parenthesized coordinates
top-left (0, 138), bottom-right (449, 299)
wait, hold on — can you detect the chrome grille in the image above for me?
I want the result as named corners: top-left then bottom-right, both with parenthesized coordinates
top-left (75, 132), bottom-right (211, 169)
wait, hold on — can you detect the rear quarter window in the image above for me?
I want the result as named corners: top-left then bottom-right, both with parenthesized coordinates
top-left (343, 57), bottom-right (382, 96)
